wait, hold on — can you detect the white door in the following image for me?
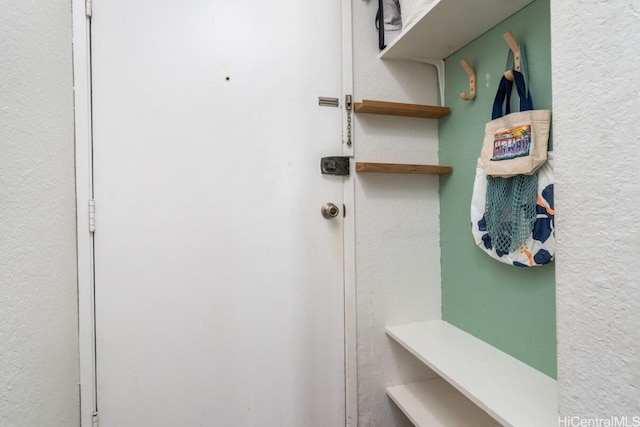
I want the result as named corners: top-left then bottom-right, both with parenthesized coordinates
top-left (91, 1), bottom-right (346, 426)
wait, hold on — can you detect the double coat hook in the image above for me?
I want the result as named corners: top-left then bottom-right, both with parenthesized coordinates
top-left (459, 31), bottom-right (522, 100)
top-left (459, 59), bottom-right (476, 101)
top-left (503, 31), bottom-right (520, 81)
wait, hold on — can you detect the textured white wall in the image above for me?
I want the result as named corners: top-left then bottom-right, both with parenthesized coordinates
top-left (6, 2), bottom-right (638, 425)
top-left (552, 0), bottom-right (640, 420)
top-left (352, 1), bottom-right (442, 425)
top-left (0, 1), bottom-right (80, 426)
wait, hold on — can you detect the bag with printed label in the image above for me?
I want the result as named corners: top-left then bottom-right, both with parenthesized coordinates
top-left (471, 153), bottom-right (555, 267)
top-left (480, 71), bottom-right (550, 177)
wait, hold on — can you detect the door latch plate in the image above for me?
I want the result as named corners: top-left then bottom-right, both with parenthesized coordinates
top-left (321, 156), bottom-right (350, 176)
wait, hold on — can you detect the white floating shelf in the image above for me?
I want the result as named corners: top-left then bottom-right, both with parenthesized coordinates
top-left (379, 0), bottom-right (535, 61)
top-left (386, 321), bottom-right (557, 427)
top-left (387, 379), bottom-right (501, 427)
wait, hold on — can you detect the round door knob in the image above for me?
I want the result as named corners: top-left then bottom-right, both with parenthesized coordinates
top-left (321, 202), bottom-right (340, 219)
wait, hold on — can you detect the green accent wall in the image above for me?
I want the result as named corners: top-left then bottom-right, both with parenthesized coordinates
top-left (439, 0), bottom-right (556, 378)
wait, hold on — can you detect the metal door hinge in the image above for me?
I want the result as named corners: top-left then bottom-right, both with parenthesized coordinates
top-left (321, 156), bottom-right (350, 176)
top-left (88, 199), bottom-right (96, 233)
top-left (86, 0), bottom-right (93, 18)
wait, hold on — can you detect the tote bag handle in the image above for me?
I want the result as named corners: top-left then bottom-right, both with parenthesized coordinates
top-left (492, 70), bottom-right (534, 119)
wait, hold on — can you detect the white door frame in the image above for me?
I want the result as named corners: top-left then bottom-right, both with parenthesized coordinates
top-left (72, 2), bottom-right (98, 425)
top-left (72, 1), bottom-right (357, 426)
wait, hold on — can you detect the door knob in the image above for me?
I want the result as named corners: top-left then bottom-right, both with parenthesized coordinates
top-left (321, 202), bottom-right (340, 219)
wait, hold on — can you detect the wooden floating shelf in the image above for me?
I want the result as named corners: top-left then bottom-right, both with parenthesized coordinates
top-left (386, 321), bottom-right (558, 427)
top-left (356, 162), bottom-right (452, 175)
top-left (354, 99), bottom-right (450, 119)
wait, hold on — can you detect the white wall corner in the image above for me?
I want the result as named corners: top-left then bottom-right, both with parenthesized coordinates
top-left (352, 1), bottom-right (443, 426)
top-left (552, 0), bottom-right (640, 419)
top-left (0, 1), bottom-right (80, 425)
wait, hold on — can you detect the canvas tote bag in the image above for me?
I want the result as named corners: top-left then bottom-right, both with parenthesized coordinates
top-left (480, 71), bottom-right (550, 177)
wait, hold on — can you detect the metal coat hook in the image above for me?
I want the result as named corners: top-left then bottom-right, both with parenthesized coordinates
top-left (503, 31), bottom-right (520, 81)
top-left (459, 59), bottom-right (476, 101)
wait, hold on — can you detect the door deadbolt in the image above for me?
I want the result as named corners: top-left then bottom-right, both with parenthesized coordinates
top-left (321, 202), bottom-right (340, 219)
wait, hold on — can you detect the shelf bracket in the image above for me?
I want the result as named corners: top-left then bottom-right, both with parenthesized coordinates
top-left (459, 59), bottom-right (476, 101)
top-left (410, 58), bottom-right (445, 107)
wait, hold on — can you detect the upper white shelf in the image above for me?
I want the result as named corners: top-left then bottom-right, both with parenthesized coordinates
top-left (379, 0), bottom-right (535, 60)
top-left (386, 320), bottom-right (557, 427)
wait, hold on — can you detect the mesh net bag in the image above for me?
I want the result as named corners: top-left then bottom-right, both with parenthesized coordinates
top-left (484, 173), bottom-right (538, 253)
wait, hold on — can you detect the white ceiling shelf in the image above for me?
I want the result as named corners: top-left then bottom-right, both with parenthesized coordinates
top-left (379, 0), bottom-right (535, 61)
top-left (386, 320), bottom-right (558, 427)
